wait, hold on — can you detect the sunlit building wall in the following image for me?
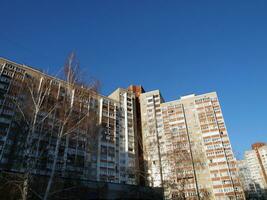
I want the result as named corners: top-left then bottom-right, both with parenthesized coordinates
top-left (140, 91), bottom-right (245, 199)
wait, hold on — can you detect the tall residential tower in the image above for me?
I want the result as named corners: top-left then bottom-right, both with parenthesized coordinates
top-left (140, 91), bottom-right (245, 199)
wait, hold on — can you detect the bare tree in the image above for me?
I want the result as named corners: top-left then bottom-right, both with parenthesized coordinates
top-left (160, 128), bottom-right (212, 200)
top-left (43, 52), bottom-right (99, 200)
top-left (0, 65), bottom-right (55, 200)
top-left (0, 53), bottom-right (100, 200)
top-left (162, 142), bottom-right (195, 199)
top-left (22, 73), bottom-right (56, 200)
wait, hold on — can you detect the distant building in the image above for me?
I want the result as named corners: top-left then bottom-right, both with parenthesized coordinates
top-left (243, 143), bottom-right (267, 198)
top-left (237, 160), bottom-right (263, 199)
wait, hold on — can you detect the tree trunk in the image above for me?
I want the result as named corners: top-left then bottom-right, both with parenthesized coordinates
top-left (22, 173), bottom-right (29, 200)
top-left (21, 112), bottom-right (38, 200)
top-left (43, 133), bottom-right (62, 200)
top-left (62, 134), bottom-right (69, 177)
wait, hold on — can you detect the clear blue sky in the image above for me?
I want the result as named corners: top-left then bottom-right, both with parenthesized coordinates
top-left (0, 0), bottom-right (266, 158)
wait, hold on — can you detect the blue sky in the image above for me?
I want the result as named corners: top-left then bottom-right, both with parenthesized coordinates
top-left (0, 0), bottom-right (266, 158)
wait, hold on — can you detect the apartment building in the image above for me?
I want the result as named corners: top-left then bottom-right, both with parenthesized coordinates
top-left (0, 57), bottom-right (248, 199)
top-left (0, 58), bottom-right (139, 185)
top-left (107, 87), bottom-right (139, 184)
top-left (127, 85), bottom-right (146, 185)
top-left (140, 91), bottom-right (245, 199)
top-left (139, 90), bottom-right (164, 188)
top-left (244, 143), bottom-right (267, 198)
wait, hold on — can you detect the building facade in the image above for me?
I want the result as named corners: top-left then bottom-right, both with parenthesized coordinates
top-left (106, 88), bottom-right (139, 184)
top-left (0, 58), bottom-right (139, 185)
top-left (0, 57), bottom-right (248, 199)
top-left (139, 91), bottom-right (245, 199)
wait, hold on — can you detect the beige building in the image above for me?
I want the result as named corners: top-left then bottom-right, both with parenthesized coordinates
top-left (140, 91), bottom-right (245, 199)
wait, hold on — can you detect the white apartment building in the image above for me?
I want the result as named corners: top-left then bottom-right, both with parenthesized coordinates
top-left (237, 160), bottom-right (263, 199)
top-left (244, 143), bottom-right (267, 198)
top-left (258, 146), bottom-right (267, 177)
top-left (108, 88), bottom-right (139, 184)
